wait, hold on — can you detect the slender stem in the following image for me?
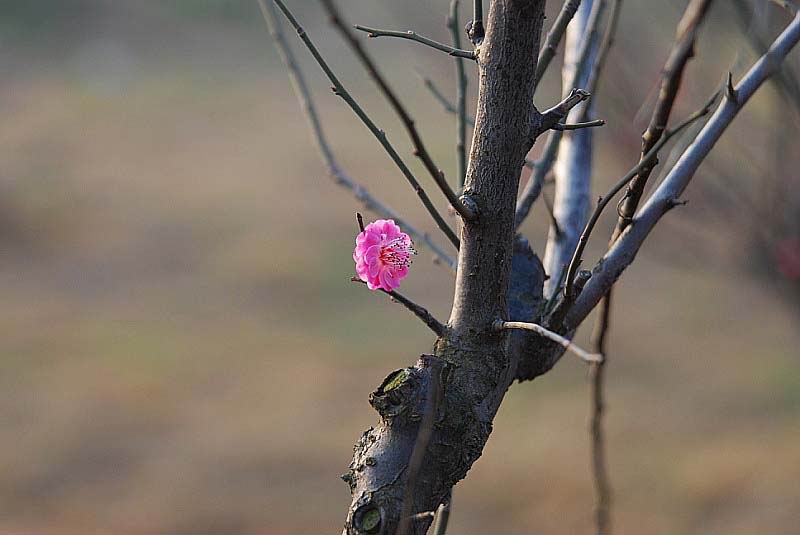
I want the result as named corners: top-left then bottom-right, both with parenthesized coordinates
top-left (448, 0), bottom-right (469, 192)
top-left (579, 0), bottom-right (623, 121)
top-left (270, 0), bottom-right (460, 248)
top-left (258, 0), bottom-right (456, 269)
top-left (515, 130), bottom-right (562, 227)
top-left (325, 3), bottom-right (477, 223)
top-left (537, 88), bottom-right (593, 134)
top-left (494, 320), bottom-right (602, 363)
top-left (613, 0), bottom-right (713, 241)
top-left (552, 119), bottom-right (605, 130)
top-left (354, 25), bottom-right (476, 60)
top-left (351, 278), bottom-right (447, 336)
top-left (534, 0), bottom-right (583, 92)
top-left (563, 95), bottom-right (718, 298)
top-left (589, 294), bottom-right (612, 535)
top-left (469, 0), bottom-right (485, 44)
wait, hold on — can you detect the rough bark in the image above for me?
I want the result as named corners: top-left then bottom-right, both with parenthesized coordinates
top-left (342, 2), bottom-right (549, 533)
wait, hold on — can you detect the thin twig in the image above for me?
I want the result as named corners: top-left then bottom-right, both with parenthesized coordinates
top-left (324, 2), bottom-right (477, 223)
top-left (353, 25), bottom-right (476, 60)
top-left (534, 0), bottom-right (583, 92)
top-left (579, 0), bottom-right (623, 121)
top-left (258, 0), bottom-right (456, 270)
top-left (589, 293), bottom-right (612, 535)
top-left (448, 0), bottom-right (469, 191)
top-left (552, 119), bottom-right (606, 130)
top-left (515, 130), bottom-right (562, 227)
top-left (469, 0), bottom-right (485, 44)
top-left (563, 92), bottom-right (718, 298)
top-left (268, 0), bottom-right (460, 248)
top-left (493, 320), bottom-right (603, 363)
top-left (538, 88), bottom-right (594, 134)
top-left (613, 0), bottom-right (714, 241)
top-left (351, 278), bottom-right (447, 336)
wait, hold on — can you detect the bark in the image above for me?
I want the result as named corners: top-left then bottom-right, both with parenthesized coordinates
top-left (543, 0), bottom-right (596, 296)
top-left (342, 2), bottom-right (549, 533)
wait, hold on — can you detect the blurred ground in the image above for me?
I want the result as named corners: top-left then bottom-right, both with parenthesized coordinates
top-left (1, 1), bottom-right (799, 534)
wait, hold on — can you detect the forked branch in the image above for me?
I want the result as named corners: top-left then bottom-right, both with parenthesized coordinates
top-left (566, 10), bottom-right (800, 329)
top-left (258, 0), bottom-right (456, 270)
top-left (324, 1), bottom-right (478, 223)
top-left (353, 25), bottom-right (477, 60)
top-left (269, 0), bottom-right (461, 248)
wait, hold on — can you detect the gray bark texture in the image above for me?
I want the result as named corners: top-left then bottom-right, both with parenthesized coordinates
top-left (341, 2), bottom-right (553, 533)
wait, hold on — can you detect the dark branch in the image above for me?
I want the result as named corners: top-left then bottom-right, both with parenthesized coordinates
top-left (563, 93), bottom-right (718, 299)
top-left (614, 0), bottom-right (714, 241)
top-left (468, 0), bottom-right (485, 44)
top-left (537, 88), bottom-right (592, 134)
top-left (258, 0), bottom-right (456, 269)
top-left (589, 293), bottom-right (612, 535)
top-left (552, 119), bottom-right (606, 130)
top-left (351, 278), bottom-right (447, 337)
top-left (268, 0), bottom-right (461, 248)
top-left (448, 0), bottom-right (470, 191)
top-left (534, 0), bottom-right (583, 92)
top-left (324, 3), bottom-right (478, 223)
top-left (353, 25), bottom-right (477, 60)
top-left (565, 11), bottom-right (800, 329)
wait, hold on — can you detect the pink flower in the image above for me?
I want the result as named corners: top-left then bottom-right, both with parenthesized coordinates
top-left (353, 219), bottom-right (416, 291)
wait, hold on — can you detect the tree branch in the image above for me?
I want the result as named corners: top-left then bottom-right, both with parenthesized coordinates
top-left (613, 0), bottom-right (714, 241)
top-left (468, 0), bottom-right (485, 44)
top-left (351, 278), bottom-right (447, 337)
top-left (589, 293), bottom-right (612, 535)
top-left (563, 94), bottom-right (718, 298)
top-left (565, 10), bottom-right (800, 329)
top-left (448, 0), bottom-right (470, 191)
top-left (515, 130), bottom-right (562, 227)
top-left (494, 320), bottom-right (602, 363)
top-left (536, 87), bottom-right (593, 134)
top-left (258, 0), bottom-right (456, 270)
top-left (534, 0), bottom-right (583, 92)
top-left (579, 0), bottom-right (623, 121)
top-left (325, 3), bottom-right (478, 223)
top-left (268, 0), bottom-right (460, 248)
top-left (353, 25), bottom-right (477, 60)
top-left (342, 3), bottom-right (550, 532)
top-left (543, 0), bottom-right (606, 296)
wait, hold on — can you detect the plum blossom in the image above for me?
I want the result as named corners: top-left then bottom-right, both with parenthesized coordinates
top-left (353, 219), bottom-right (416, 291)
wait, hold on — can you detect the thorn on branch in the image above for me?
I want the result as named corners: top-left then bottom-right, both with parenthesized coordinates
top-left (726, 71), bottom-right (739, 103)
top-left (667, 198), bottom-right (689, 210)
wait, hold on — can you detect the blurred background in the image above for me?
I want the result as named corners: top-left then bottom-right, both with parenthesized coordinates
top-left (1, 1), bottom-right (799, 533)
